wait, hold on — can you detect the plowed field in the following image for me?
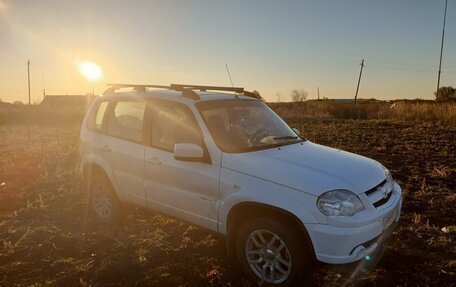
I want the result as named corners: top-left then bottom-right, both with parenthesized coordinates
top-left (1, 120), bottom-right (455, 286)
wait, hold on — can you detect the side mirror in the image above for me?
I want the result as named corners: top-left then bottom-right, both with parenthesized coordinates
top-left (174, 143), bottom-right (204, 162)
top-left (292, 128), bottom-right (300, 136)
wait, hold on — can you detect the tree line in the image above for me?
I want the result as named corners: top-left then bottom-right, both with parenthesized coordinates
top-left (435, 86), bottom-right (456, 102)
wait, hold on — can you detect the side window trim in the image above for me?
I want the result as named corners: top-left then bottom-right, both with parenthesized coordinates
top-left (143, 101), bottom-right (153, 148)
top-left (100, 100), bottom-right (115, 134)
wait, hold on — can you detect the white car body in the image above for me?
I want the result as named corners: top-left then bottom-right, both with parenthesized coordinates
top-left (220, 141), bottom-right (402, 264)
top-left (80, 86), bottom-right (402, 270)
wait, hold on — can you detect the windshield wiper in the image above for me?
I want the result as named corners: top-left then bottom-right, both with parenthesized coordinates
top-left (272, 136), bottom-right (299, 140)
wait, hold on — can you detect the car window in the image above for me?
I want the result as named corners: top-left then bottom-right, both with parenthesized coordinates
top-left (87, 100), bottom-right (109, 132)
top-left (107, 100), bottom-right (146, 143)
top-left (197, 99), bottom-right (301, 153)
top-left (94, 101), bottom-right (109, 130)
top-left (150, 102), bottom-right (202, 151)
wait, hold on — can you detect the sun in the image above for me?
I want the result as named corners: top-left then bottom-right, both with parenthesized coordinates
top-left (79, 61), bottom-right (103, 81)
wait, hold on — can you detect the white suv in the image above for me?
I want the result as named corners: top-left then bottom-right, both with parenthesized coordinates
top-left (80, 84), bottom-right (402, 286)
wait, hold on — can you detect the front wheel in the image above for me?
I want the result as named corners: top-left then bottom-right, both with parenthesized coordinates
top-left (235, 217), bottom-right (314, 286)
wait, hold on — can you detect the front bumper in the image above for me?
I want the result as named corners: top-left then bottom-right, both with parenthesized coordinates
top-left (305, 183), bottom-right (402, 264)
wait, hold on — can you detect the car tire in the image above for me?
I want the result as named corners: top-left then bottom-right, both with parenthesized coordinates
top-left (235, 216), bottom-right (314, 286)
top-left (87, 173), bottom-right (122, 224)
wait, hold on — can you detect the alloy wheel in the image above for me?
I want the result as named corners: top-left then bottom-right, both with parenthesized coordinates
top-left (245, 229), bottom-right (292, 284)
top-left (91, 184), bottom-right (113, 219)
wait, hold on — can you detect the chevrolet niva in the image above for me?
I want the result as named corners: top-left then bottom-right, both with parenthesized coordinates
top-left (80, 84), bottom-right (402, 286)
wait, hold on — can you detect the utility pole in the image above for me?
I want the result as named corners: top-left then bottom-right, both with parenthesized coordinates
top-left (27, 59), bottom-right (31, 105)
top-left (354, 59), bottom-right (364, 104)
top-left (225, 64), bottom-right (234, 87)
top-left (42, 73), bottom-right (46, 101)
top-left (317, 87), bottom-right (320, 100)
top-left (436, 0), bottom-right (448, 99)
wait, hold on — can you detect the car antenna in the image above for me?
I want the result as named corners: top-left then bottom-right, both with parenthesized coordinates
top-left (225, 64), bottom-right (239, 99)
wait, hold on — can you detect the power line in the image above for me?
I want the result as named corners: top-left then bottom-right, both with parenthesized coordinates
top-left (367, 64), bottom-right (436, 73)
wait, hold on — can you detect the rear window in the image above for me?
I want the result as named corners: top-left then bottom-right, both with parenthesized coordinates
top-left (94, 101), bottom-right (109, 130)
top-left (107, 101), bottom-right (147, 143)
top-left (87, 100), bottom-right (109, 132)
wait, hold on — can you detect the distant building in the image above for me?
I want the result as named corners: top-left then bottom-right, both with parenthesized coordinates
top-left (40, 95), bottom-right (96, 109)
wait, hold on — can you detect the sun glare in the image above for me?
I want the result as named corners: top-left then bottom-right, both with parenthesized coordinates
top-left (0, 0), bottom-right (8, 15)
top-left (79, 61), bottom-right (103, 81)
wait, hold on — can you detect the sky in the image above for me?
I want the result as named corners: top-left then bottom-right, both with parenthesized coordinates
top-left (0, 0), bottom-right (455, 103)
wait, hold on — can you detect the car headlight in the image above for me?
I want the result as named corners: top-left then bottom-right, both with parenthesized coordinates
top-left (384, 167), bottom-right (394, 191)
top-left (317, 189), bottom-right (365, 216)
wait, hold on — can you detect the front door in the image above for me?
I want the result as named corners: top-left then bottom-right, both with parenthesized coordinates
top-left (144, 100), bottom-right (220, 231)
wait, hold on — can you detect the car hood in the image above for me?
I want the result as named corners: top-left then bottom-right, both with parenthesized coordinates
top-left (221, 141), bottom-right (386, 196)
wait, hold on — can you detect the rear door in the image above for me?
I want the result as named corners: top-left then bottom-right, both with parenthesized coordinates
top-left (144, 100), bottom-right (220, 231)
top-left (104, 99), bottom-right (147, 206)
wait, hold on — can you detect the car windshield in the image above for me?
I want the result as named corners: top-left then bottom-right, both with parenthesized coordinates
top-left (196, 99), bottom-right (304, 153)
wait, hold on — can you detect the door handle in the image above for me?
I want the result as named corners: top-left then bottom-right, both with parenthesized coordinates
top-left (146, 157), bottom-right (162, 165)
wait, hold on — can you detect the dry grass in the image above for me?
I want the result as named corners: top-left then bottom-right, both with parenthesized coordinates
top-left (269, 101), bottom-right (456, 126)
top-left (2, 100), bottom-right (456, 127)
top-left (0, 104), bottom-right (85, 125)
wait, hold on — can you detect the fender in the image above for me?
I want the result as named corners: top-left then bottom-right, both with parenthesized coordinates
top-left (80, 154), bottom-right (121, 198)
top-left (217, 168), bottom-right (327, 234)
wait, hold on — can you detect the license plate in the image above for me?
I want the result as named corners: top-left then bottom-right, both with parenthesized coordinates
top-left (383, 206), bottom-right (398, 230)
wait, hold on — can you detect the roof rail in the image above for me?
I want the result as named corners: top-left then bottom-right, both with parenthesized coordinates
top-left (105, 84), bottom-right (170, 94)
top-left (170, 84), bottom-right (244, 93)
top-left (104, 83), bottom-right (201, 99)
top-left (104, 83), bottom-right (261, 100)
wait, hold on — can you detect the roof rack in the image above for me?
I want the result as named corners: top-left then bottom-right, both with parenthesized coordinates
top-left (104, 84), bottom-right (170, 94)
top-left (104, 83), bottom-right (261, 100)
top-left (170, 84), bottom-right (244, 93)
top-left (171, 84), bottom-right (262, 99)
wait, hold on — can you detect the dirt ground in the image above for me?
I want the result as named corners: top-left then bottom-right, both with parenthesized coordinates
top-left (0, 120), bottom-right (455, 286)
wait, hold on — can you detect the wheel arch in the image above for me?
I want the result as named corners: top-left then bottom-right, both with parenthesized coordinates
top-left (225, 202), bottom-right (316, 262)
top-left (81, 161), bottom-right (116, 194)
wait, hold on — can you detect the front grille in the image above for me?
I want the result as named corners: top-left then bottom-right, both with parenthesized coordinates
top-left (364, 178), bottom-right (393, 208)
top-left (373, 191), bottom-right (392, 208)
top-left (365, 179), bottom-right (386, 196)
